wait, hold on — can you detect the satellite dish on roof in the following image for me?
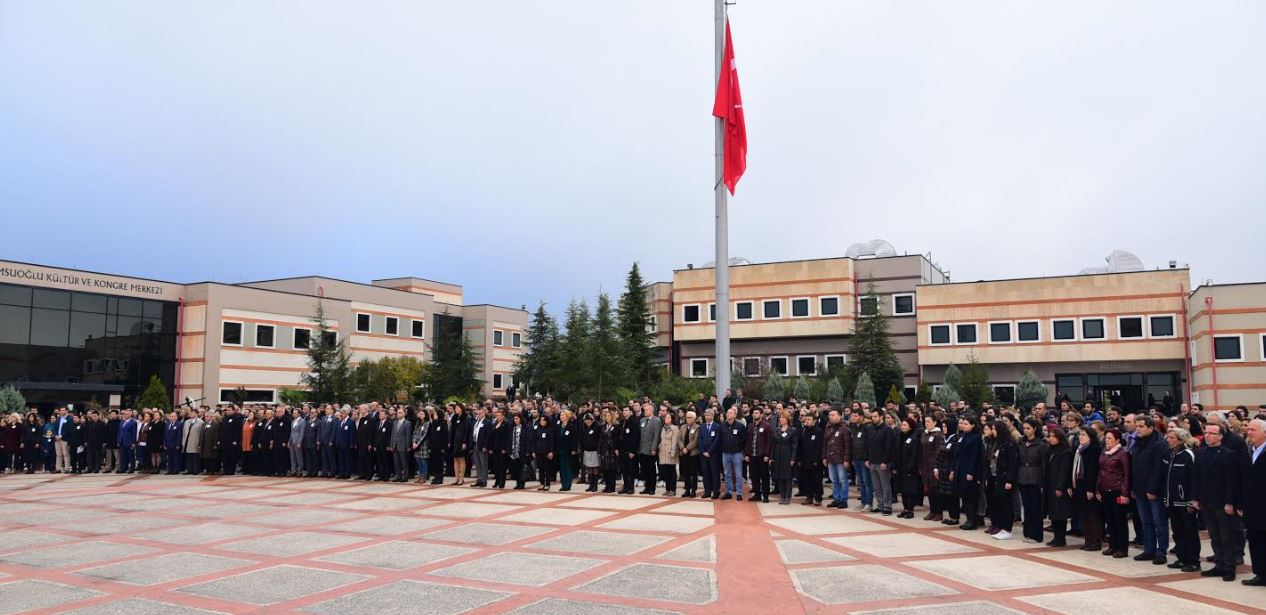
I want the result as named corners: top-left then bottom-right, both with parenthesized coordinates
top-left (1079, 250), bottom-right (1144, 275)
top-left (846, 240), bottom-right (897, 259)
top-left (701, 257), bottom-right (752, 267)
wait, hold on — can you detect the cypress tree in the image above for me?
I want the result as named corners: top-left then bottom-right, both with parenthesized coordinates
top-left (559, 300), bottom-right (592, 401)
top-left (959, 354), bottom-right (995, 409)
top-left (302, 299), bottom-right (353, 404)
top-left (763, 370), bottom-right (786, 402)
top-left (587, 292), bottom-right (628, 400)
top-left (616, 263), bottom-right (656, 389)
top-left (514, 302), bottom-right (561, 397)
top-left (137, 374), bottom-right (172, 411)
top-left (853, 371), bottom-right (877, 407)
top-left (1015, 370), bottom-right (1049, 410)
top-left (847, 279), bottom-right (904, 405)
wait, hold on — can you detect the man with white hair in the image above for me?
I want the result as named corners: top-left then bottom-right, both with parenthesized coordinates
top-left (1242, 418), bottom-right (1266, 587)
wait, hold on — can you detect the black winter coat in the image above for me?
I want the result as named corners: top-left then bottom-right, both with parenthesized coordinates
top-left (896, 429), bottom-right (922, 496)
top-left (1072, 442), bottom-right (1101, 497)
top-left (1044, 445), bottom-right (1074, 521)
top-left (532, 423), bottom-right (556, 457)
top-left (770, 427), bottom-right (798, 480)
top-left (1162, 447), bottom-right (1196, 508)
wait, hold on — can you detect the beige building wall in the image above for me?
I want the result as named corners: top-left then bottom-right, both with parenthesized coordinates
top-left (1189, 283), bottom-right (1266, 410)
top-left (462, 305), bottom-right (528, 399)
top-left (647, 281), bottom-right (673, 354)
top-left (372, 276), bottom-right (464, 306)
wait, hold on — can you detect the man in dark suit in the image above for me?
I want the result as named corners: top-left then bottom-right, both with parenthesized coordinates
top-left (1195, 423), bottom-right (1248, 582)
top-left (335, 407), bottom-right (354, 479)
top-left (355, 406), bottom-right (376, 480)
top-left (374, 408), bottom-right (393, 481)
top-left (219, 406), bottom-right (242, 475)
top-left (84, 410), bottom-right (106, 473)
top-left (318, 406), bottom-right (337, 477)
top-left (745, 407), bottom-right (773, 503)
top-left (471, 407), bottom-right (493, 487)
top-left (1242, 418), bottom-right (1266, 587)
top-left (389, 408), bottom-right (413, 482)
top-left (116, 409), bottom-right (138, 473)
top-left (618, 407), bottom-right (640, 494)
top-left (163, 411), bottom-right (183, 474)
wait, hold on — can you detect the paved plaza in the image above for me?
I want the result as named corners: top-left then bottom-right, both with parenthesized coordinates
top-left (0, 473), bottom-right (1262, 614)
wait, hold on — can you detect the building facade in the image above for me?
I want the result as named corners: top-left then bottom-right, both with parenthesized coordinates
top-left (1189, 282), bottom-right (1266, 411)
top-left (0, 259), bottom-right (527, 410)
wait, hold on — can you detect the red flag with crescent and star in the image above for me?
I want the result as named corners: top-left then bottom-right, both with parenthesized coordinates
top-left (713, 18), bottom-right (746, 195)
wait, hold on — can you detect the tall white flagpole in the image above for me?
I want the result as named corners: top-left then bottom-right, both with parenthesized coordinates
top-left (714, 0), bottom-right (731, 400)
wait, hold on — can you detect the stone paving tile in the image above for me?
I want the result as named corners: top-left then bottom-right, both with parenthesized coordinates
top-left (1018, 586), bottom-right (1243, 615)
top-left (1158, 576), bottom-right (1266, 609)
top-left (140, 522), bottom-right (269, 546)
top-left (756, 501), bottom-right (829, 517)
top-left (420, 501), bottom-right (523, 518)
top-left (0, 502), bottom-right (57, 516)
top-left (330, 496), bottom-right (427, 512)
top-left (404, 486), bottom-right (480, 500)
top-left (331, 515), bottom-right (451, 536)
top-left (824, 532), bottom-right (980, 558)
top-left (422, 522), bottom-right (555, 546)
top-left (765, 513), bottom-right (889, 536)
top-left (178, 564), bottom-right (369, 606)
top-left (1031, 546), bottom-right (1182, 578)
top-left (775, 539), bottom-right (855, 564)
top-left (62, 598), bottom-right (229, 615)
top-left (303, 580), bottom-right (511, 615)
top-left (651, 501), bottom-right (714, 515)
top-left (598, 513), bottom-right (712, 534)
top-left (576, 564), bottom-right (718, 604)
top-left (198, 488), bottom-right (287, 500)
top-left (791, 565), bottom-right (957, 605)
top-left (138, 485), bottom-right (233, 497)
top-left (434, 552), bottom-right (606, 586)
top-left (528, 530), bottom-right (672, 556)
top-left (220, 530), bottom-right (368, 557)
top-left (257, 491), bottom-right (359, 505)
top-left (477, 491), bottom-right (574, 505)
top-left (76, 552), bottom-right (255, 585)
top-left (0, 528), bottom-right (77, 552)
top-left (654, 536), bottom-right (715, 563)
top-left (0, 579), bottom-right (102, 615)
top-left (333, 482), bottom-right (421, 495)
top-left (944, 526), bottom-right (1082, 551)
top-left (908, 554), bottom-right (1098, 591)
top-left (106, 497), bottom-right (203, 512)
top-left (247, 508), bottom-right (360, 525)
top-left (317, 540), bottom-right (474, 570)
top-left (77, 515), bottom-right (187, 535)
top-left (853, 601), bottom-right (1025, 615)
top-left (5, 506), bottom-right (99, 524)
top-left (0, 540), bottom-right (157, 569)
top-left (560, 495), bottom-right (662, 511)
top-left (48, 493), bottom-right (136, 507)
top-left (176, 503), bottom-right (284, 518)
top-left (507, 598), bottom-right (684, 615)
top-left (499, 507), bottom-right (614, 525)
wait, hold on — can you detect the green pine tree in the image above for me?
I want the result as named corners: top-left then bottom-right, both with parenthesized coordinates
top-left (137, 374), bottom-right (172, 411)
top-left (427, 310), bottom-right (483, 401)
top-left (514, 302), bottom-right (561, 397)
top-left (933, 383), bottom-right (960, 409)
top-left (1015, 370), bottom-right (1049, 410)
top-left (847, 279), bottom-right (904, 405)
top-left (302, 299), bottom-right (353, 404)
top-left (558, 299), bottom-right (592, 401)
top-left (885, 384), bottom-right (904, 405)
top-left (826, 377), bottom-right (845, 406)
top-left (763, 370), bottom-right (786, 402)
top-left (943, 363), bottom-right (964, 393)
top-left (586, 292), bottom-right (628, 400)
top-left (915, 381), bottom-right (933, 404)
top-left (0, 386), bottom-right (26, 414)
top-left (853, 371), bottom-right (877, 407)
top-left (959, 354), bottom-right (995, 409)
top-left (793, 375), bottom-right (811, 401)
top-left (616, 263), bottom-right (656, 390)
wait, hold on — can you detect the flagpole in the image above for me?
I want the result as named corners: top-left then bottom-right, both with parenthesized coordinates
top-left (713, 0), bottom-right (731, 401)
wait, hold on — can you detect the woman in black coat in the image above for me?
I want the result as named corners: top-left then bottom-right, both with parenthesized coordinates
top-left (428, 409), bottom-right (449, 485)
top-left (952, 416), bottom-right (984, 530)
top-left (895, 417), bottom-right (922, 518)
top-left (985, 419), bottom-right (1020, 539)
top-left (21, 413), bottom-right (42, 473)
top-left (770, 414), bottom-right (798, 505)
top-left (532, 415), bottom-right (557, 491)
top-left (935, 424), bottom-right (961, 524)
top-left (1072, 428), bottom-right (1103, 551)
top-left (449, 406), bottom-right (471, 486)
top-left (511, 412), bottom-right (534, 489)
top-left (1043, 426), bottom-right (1074, 546)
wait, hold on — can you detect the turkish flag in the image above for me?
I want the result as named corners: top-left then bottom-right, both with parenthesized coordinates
top-left (713, 18), bottom-right (746, 195)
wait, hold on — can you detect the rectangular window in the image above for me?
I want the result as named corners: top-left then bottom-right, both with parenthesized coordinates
top-left (1052, 319), bottom-right (1076, 341)
top-left (825, 354), bottom-right (846, 371)
top-left (736, 301), bottom-right (754, 320)
top-left (411, 319), bottom-right (425, 338)
top-left (708, 303), bottom-right (716, 322)
top-left (929, 324), bottom-right (951, 345)
top-left (385, 316), bottom-right (399, 336)
top-left (293, 328), bottom-right (312, 350)
top-left (493, 330), bottom-right (504, 346)
top-left (356, 313), bottom-right (371, 333)
top-left (255, 324), bottom-right (275, 348)
top-left (742, 357), bottom-right (761, 377)
top-left (858, 296), bottom-right (878, 317)
top-left (796, 355), bottom-right (817, 376)
top-left (321, 331), bottom-right (338, 348)
top-left (690, 358), bottom-right (709, 378)
top-left (683, 305), bottom-right (701, 323)
top-left (790, 298), bottom-right (810, 318)
top-left (892, 293), bottom-right (915, 316)
top-left (1016, 320), bottom-right (1040, 342)
top-left (762, 300), bottom-right (781, 319)
top-left (219, 389), bottom-right (275, 404)
top-left (493, 374), bottom-right (504, 389)
top-left (511, 332), bottom-right (522, 348)
top-left (769, 356), bottom-right (788, 375)
top-left (993, 385), bottom-right (1016, 406)
top-left (222, 321), bottom-right (243, 346)
top-left (1118, 316), bottom-right (1144, 339)
top-left (0, 304), bottom-right (30, 344)
top-left (1081, 318), bottom-right (1105, 340)
top-left (988, 322), bottom-right (1011, 343)
top-left (1149, 315), bottom-right (1175, 338)
top-left (648, 316), bottom-right (657, 333)
top-left (819, 296), bottom-right (840, 316)
top-left (1213, 335), bottom-right (1243, 362)
top-left (955, 323), bottom-right (978, 344)
top-left (30, 308), bottom-right (69, 347)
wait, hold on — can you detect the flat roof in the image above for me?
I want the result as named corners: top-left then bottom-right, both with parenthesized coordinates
top-left (370, 276), bottom-right (463, 289)
top-left (916, 267), bottom-right (1191, 288)
top-left (671, 253), bottom-right (932, 273)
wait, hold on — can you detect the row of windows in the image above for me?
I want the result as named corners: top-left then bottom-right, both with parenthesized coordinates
top-left (681, 294), bottom-right (915, 324)
top-left (492, 330), bottom-right (523, 348)
top-left (355, 313), bottom-right (425, 338)
top-left (928, 315), bottom-right (1178, 346)
top-left (1209, 334), bottom-right (1266, 363)
top-left (222, 321), bottom-right (335, 349)
top-left (689, 354), bottom-right (847, 378)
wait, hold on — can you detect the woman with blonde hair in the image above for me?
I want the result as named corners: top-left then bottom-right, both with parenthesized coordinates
top-left (1163, 427), bottom-right (1200, 572)
top-left (657, 412), bottom-right (683, 496)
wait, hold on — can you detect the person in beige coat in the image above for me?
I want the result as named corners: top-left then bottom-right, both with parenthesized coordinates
top-left (658, 415), bottom-right (683, 496)
top-left (679, 412), bottom-right (702, 498)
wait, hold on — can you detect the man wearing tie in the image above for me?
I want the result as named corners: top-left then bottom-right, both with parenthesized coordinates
top-left (181, 409), bottom-right (205, 475)
top-left (116, 409), bottom-right (138, 473)
top-left (389, 407), bottom-right (413, 482)
top-left (288, 407), bottom-right (308, 477)
top-left (219, 406), bottom-right (242, 475)
top-left (52, 407), bottom-right (71, 473)
top-left (335, 407), bottom-right (354, 479)
top-left (471, 407), bottom-right (492, 488)
top-left (163, 411), bottom-right (183, 474)
top-left (1243, 418), bottom-right (1266, 587)
top-left (318, 406), bottom-right (337, 478)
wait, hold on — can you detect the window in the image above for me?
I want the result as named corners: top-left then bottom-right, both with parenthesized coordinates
top-left (1118, 316), bottom-right (1144, 339)
top-left (762, 300), bottom-right (781, 319)
top-left (1016, 320), bottom-right (1040, 342)
top-left (892, 293), bottom-right (915, 316)
top-left (858, 296), bottom-right (878, 317)
top-left (511, 332), bottom-right (522, 348)
top-left (1149, 315), bottom-right (1175, 338)
top-left (255, 324), bottom-right (275, 348)
top-left (219, 389), bottom-right (275, 404)
top-left (742, 357), bottom-right (761, 377)
top-left (411, 319), bottom-right (425, 338)
top-left (493, 330), bottom-right (504, 346)
top-left (493, 374), bottom-right (504, 389)
top-left (825, 354), bottom-right (846, 371)
top-left (992, 385), bottom-right (1016, 406)
top-left (955, 323), bottom-right (978, 345)
top-left (321, 330), bottom-right (338, 348)
top-left (796, 355), bottom-right (817, 376)
top-left (769, 356), bottom-right (789, 375)
top-left (1081, 318), bottom-right (1105, 340)
top-left (790, 298), bottom-right (810, 318)
top-left (1052, 319), bottom-right (1076, 341)
top-left (903, 386), bottom-right (916, 402)
top-left (988, 322), bottom-right (1012, 343)
top-left (819, 296), bottom-right (840, 316)
top-left (293, 328), bottom-right (312, 349)
top-left (708, 303), bottom-right (716, 322)
top-left (385, 316), bottom-right (399, 336)
top-left (929, 324), bottom-right (951, 345)
top-left (690, 358), bottom-right (709, 378)
top-left (1213, 335), bottom-right (1243, 362)
top-left (735, 301), bottom-right (754, 320)
top-left (648, 316), bottom-right (657, 333)
top-left (222, 321), bottom-right (243, 346)
top-left (356, 313), bottom-right (371, 333)
top-left (683, 305), bottom-right (701, 323)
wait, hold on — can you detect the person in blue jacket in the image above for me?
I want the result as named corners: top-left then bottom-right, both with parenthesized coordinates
top-left (40, 419), bottom-right (56, 472)
top-left (163, 411), bottom-right (184, 475)
top-left (953, 415), bottom-right (984, 530)
top-left (1131, 415), bottom-right (1170, 564)
top-left (116, 409), bottom-right (138, 473)
top-left (699, 408), bottom-right (722, 499)
top-left (335, 407), bottom-right (355, 479)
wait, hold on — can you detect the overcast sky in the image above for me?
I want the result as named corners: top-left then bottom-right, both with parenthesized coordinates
top-left (2, 1), bottom-right (1263, 314)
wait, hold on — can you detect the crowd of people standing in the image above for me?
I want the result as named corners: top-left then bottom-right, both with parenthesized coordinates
top-left (2, 394), bottom-right (1264, 588)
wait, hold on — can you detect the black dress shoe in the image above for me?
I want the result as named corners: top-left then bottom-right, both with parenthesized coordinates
top-left (1241, 576), bottom-right (1266, 586)
top-left (1202, 568), bottom-right (1226, 577)
top-left (1167, 561), bottom-right (1185, 569)
top-left (1223, 572), bottom-right (1237, 582)
top-left (1181, 564), bottom-right (1201, 573)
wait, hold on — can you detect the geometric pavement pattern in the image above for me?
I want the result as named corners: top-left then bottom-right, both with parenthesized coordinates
top-left (1, 472), bottom-right (1262, 614)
